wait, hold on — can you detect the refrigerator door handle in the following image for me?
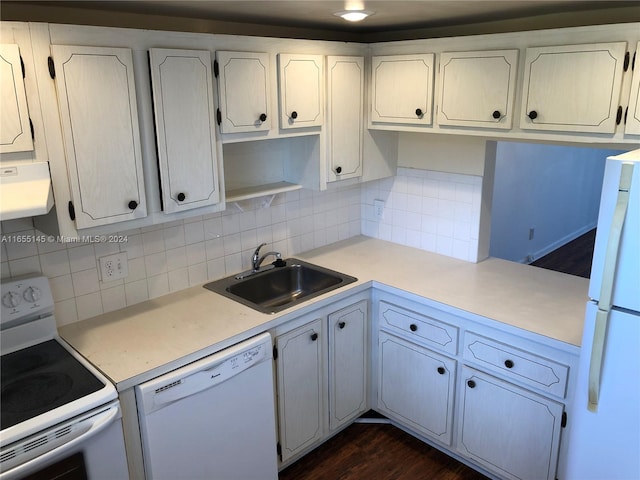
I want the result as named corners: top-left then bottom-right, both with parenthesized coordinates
top-left (588, 162), bottom-right (634, 411)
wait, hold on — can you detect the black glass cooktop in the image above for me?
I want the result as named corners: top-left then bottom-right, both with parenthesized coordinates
top-left (1, 340), bottom-right (105, 430)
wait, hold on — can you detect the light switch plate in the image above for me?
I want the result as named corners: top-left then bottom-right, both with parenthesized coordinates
top-left (99, 252), bottom-right (129, 281)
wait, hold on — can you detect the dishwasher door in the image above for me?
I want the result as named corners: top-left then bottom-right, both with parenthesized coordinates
top-left (135, 332), bottom-right (278, 480)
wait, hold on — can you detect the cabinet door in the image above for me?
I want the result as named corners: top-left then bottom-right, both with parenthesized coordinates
top-left (0, 44), bottom-right (33, 153)
top-left (276, 318), bottom-right (325, 462)
top-left (371, 54), bottom-right (434, 126)
top-left (520, 42), bottom-right (627, 134)
top-left (327, 56), bottom-right (363, 182)
top-left (625, 42), bottom-right (640, 135)
top-left (458, 367), bottom-right (564, 480)
top-left (377, 331), bottom-right (455, 445)
top-left (278, 54), bottom-right (323, 129)
top-left (51, 45), bottom-right (146, 229)
top-left (215, 51), bottom-right (270, 133)
top-left (149, 48), bottom-right (221, 214)
top-left (328, 300), bottom-right (368, 431)
top-left (437, 49), bottom-right (518, 129)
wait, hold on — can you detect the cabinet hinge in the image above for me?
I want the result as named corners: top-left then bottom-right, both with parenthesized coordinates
top-left (616, 105), bottom-right (623, 125)
top-left (624, 51), bottom-right (630, 72)
top-left (272, 345), bottom-right (278, 360)
top-left (561, 411), bottom-right (567, 428)
top-left (276, 442), bottom-right (282, 460)
top-left (213, 59), bottom-right (219, 77)
top-left (216, 108), bottom-right (222, 126)
top-left (47, 56), bottom-right (55, 79)
top-left (29, 118), bottom-right (34, 141)
top-left (20, 55), bottom-right (25, 78)
top-left (68, 201), bottom-right (76, 221)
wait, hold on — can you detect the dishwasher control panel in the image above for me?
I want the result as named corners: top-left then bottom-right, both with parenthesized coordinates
top-left (137, 332), bottom-right (273, 414)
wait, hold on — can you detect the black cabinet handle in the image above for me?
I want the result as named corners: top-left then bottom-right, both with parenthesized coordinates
top-left (335, 166), bottom-right (342, 174)
top-left (467, 380), bottom-right (476, 388)
top-left (415, 108), bottom-right (423, 117)
top-left (528, 110), bottom-right (538, 120)
top-left (492, 110), bottom-right (501, 119)
top-left (291, 111), bottom-right (298, 119)
top-left (338, 321), bottom-right (346, 329)
top-left (409, 324), bottom-right (417, 332)
top-left (310, 332), bottom-right (318, 341)
top-left (177, 193), bottom-right (186, 202)
top-left (259, 113), bottom-right (267, 122)
top-left (504, 359), bottom-right (514, 369)
top-left (128, 200), bottom-right (138, 210)
top-left (437, 366), bottom-right (446, 375)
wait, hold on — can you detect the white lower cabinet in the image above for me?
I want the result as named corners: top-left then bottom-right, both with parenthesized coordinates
top-left (377, 331), bottom-right (455, 446)
top-left (457, 366), bottom-right (564, 480)
top-left (275, 316), bottom-right (325, 463)
top-left (274, 297), bottom-right (368, 465)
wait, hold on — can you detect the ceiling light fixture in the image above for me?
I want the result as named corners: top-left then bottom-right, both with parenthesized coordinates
top-left (334, 10), bottom-right (374, 22)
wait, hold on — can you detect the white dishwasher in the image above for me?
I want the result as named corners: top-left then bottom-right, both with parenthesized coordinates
top-left (135, 332), bottom-right (278, 480)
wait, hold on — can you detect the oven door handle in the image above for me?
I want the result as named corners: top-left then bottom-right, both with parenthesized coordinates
top-left (0, 404), bottom-right (120, 480)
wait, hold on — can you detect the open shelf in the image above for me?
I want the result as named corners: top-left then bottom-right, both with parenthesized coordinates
top-left (225, 181), bottom-right (302, 203)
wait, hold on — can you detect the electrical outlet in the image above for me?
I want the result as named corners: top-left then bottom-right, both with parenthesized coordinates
top-left (99, 253), bottom-right (129, 281)
top-left (373, 199), bottom-right (385, 220)
top-left (529, 227), bottom-right (535, 240)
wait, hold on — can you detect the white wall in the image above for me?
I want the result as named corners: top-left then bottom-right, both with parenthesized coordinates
top-left (489, 142), bottom-right (622, 263)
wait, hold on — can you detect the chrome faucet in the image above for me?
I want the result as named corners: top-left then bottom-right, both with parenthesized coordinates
top-left (251, 243), bottom-right (282, 272)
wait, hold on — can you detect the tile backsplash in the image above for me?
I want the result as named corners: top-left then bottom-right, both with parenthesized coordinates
top-left (1, 168), bottom-right (483, 326)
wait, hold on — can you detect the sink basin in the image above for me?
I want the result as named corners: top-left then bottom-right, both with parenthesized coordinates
top-left (203, 259), bottom-right (357, 314)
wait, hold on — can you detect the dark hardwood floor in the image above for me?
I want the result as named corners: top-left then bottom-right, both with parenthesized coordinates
top-left (530, 229), bottom-right (596, 278)
top-left (278, 422), bottom-right (489, 480)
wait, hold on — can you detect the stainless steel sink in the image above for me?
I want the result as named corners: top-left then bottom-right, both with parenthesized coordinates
top-left (203, 259), bottom-right (357, 314)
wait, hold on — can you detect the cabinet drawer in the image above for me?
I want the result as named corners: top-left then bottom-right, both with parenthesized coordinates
top-left (463, 332), bottom-right (568, 398)
top-left (379, 301), bottom-right (458, 355)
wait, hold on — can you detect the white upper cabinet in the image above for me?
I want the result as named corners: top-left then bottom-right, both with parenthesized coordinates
top-left (149, 48), bottom-right (221, 214)
top-left (0, 44), bottom-right (33, 153)
top-left (437, 49), bottom-right (518, 129)
top-left (520, 42), bottom-right (627, 134)
top-left (278, 54), bottom-right (323, 129)
top-left (326, 56), bottom-right (363, 181)
top-left (371, 54), bottom-right (435, 126)
top-left (625, 42), bottom-right (640, 135)
top-left (215, 51), bottom-right (271, 134)
top-left (50, 45), bottom-right (146, 229)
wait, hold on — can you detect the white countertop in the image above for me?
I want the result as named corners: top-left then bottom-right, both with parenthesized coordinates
top-left (59, 237), bottom-right (589, 390)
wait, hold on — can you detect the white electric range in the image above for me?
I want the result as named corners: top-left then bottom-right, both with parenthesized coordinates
top-left (0, 276), bottom-right (129, 479)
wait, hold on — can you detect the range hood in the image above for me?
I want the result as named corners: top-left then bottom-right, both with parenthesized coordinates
top-left (0, 162), bottom-right (54, 221)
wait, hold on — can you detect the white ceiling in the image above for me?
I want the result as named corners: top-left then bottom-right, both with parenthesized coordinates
top-left (7, 0), bottom-right (637, 35)
top-left (0, 0), bottom-right (640, 42)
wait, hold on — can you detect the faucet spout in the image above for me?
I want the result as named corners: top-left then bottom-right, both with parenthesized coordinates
top-left (251, 243), bottom-right (282, 272)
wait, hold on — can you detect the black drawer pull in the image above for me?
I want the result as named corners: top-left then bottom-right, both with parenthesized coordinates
top-left (415, 108), bottom-right (423, 117)
top-left (259, 113), bottom-right (267, 122)
top-left (528, 110), bottom-right (538, 120)
top-left (291, 111), bottom-right (298, 119)
top-left (492, 110), bottom-right (501, 119)
top-left (437, 366), bottom-right (446, 375)
top-left (128, 200), bottom-right (138, 210)
top-left (338, 321), bottom-right (346, 329)
top-left (177, 192), bottom-right (186, 202)
top-left (409, 324), bottom-right (417, 332)
top-left (310, 332), bottom-right (318, 341)
top-left (504, 359), bottom-right (514, 369)
top-left (467, 380), bottom-right (476, 389)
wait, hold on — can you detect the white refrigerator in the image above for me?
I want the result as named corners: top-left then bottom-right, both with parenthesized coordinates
top-left (563, 149), bottom-right (640, 480)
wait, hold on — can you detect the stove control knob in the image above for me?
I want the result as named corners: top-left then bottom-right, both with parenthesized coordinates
top-left (2, 291), bottom-right (22, 308)
top-left (23, 286), bottom-right (42, 303)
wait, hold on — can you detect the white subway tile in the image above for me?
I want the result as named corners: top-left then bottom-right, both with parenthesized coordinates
top-left (39, 250), bottom-right (70, 278)
top-left (68, 244), bottom-right (96, 273)
top-left (147, 274), bottom-right (169, 299)
top-left (72, 268), bottom-right (100, 296)
top-left (125, 257), bottom-right (146, 283)
top-left (188, 263), bottom-right (207, 286)
top-left (125, 279), bottom-right (149, 306)
top-left (9, 256), bottom-right (41, 277)
top-left (121, 234), bottom-right (144, 259)
top-left (49, 274), bottom-right (75, 301)
top-left (145, 252), bottom-right (167, 277)
top-left (203, 217), bottom-right (223, 240)
top-left (205, 237), bottom-right (224, 260)
top-left (4, 233), bottom-right (39, 259)
top-left (101, 285), bottom-right (126, 313)
top-left (166, 247), bottom-right (187, 271)
top-left (142, 231), bottom-right (165, 255)
top-left (164, 225), bottom-right (186, 250)
top-left (76, 292), bottom-right (103, 321)
top-left (184, 221), bottom-right (205, 245)
top-left (168, 268), bottom-right (189, 292)
top-left (54, 299), bottom-right (78, 326)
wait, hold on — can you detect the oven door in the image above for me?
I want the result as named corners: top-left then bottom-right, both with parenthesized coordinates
top-left (0, 401), bottom-right (128, 480)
